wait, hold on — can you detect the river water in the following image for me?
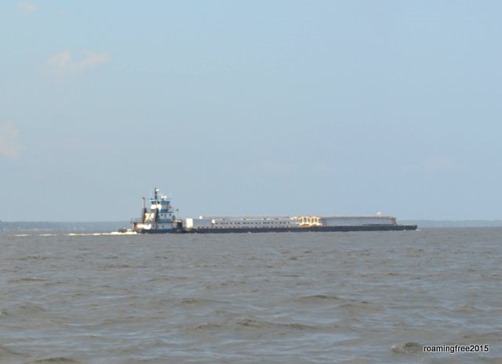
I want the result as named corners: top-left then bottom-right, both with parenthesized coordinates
top-left (0, 228), bottom-right (500, 363)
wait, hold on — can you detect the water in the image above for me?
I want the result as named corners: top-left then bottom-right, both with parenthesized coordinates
top-left (0, 228), bottom-right (500, 363)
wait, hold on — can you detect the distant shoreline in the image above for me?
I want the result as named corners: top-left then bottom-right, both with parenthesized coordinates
top-left (0, 221), bottom-right (127, 233)
top-left (1, 220), bottom-right (502, 232)
top-left (403, 220), bottom-right (502, 228)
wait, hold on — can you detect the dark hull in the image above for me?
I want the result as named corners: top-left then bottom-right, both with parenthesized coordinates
top-left (138, 224), bottom-right (417, 234)
top-left (137, 229), bottom-right (175, 234)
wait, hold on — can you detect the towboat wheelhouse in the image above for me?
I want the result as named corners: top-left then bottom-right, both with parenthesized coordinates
top-left (132, 188), bottom-right (176, 233)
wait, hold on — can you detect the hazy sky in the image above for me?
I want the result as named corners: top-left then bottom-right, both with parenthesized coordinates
top-left (1, 1), bottom-right (501, 221)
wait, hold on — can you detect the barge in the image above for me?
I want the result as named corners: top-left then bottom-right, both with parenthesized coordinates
top-left (131, 188), bottom-right (417, 234)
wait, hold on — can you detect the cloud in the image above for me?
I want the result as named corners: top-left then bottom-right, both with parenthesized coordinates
top-left (18, 2), bottom-right (38, 14)
top-left (0, 121), bottom-right (23, 160)
top-left (47, 50), bottom-right (111, 73)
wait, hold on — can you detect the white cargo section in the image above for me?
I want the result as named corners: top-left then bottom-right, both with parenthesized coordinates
top-left (322, 216), bottom-right (396, 226)
top-left (183, 215), bottom-right (397, 230)
top-left (188, 216), bottom-right (299, 230)
top-left (212, 216), bottom-right (297, 229)
top-left (189, 217), bottom-right (213, 228)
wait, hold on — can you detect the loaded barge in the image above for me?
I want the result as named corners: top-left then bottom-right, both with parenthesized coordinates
top-left (131, 188), bottom-right (417, 234)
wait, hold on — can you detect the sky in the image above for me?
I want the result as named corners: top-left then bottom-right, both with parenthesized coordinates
top-left (1, 1), bottom-right (501, 221)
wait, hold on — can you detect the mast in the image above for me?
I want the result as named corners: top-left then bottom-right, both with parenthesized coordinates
top-left (141, 197), bottom-right (147, 223)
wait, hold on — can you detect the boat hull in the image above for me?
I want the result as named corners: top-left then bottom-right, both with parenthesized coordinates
top-left (138, 224), bottom-right (418, 234)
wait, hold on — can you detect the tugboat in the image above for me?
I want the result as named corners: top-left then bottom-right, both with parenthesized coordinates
top-left (131, 188), bottom-right (417, 233)
top-left (132, 188), bottom-right (178, 233)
